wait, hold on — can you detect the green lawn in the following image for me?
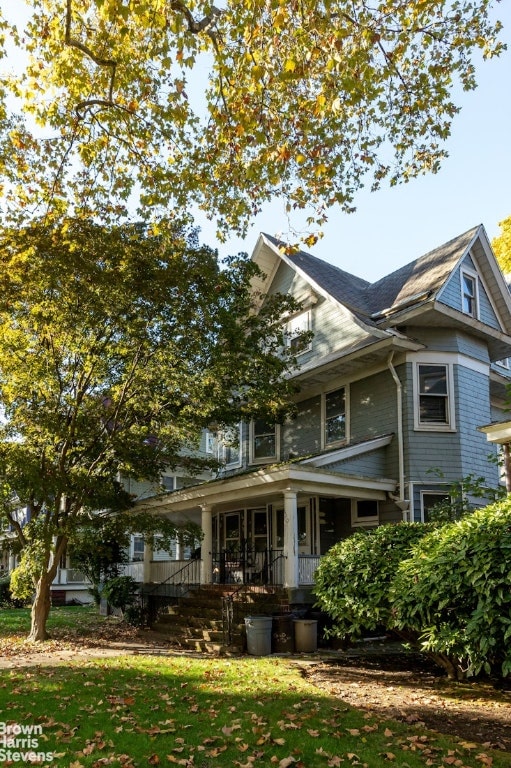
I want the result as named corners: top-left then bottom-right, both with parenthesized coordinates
top-left (0, 606), bottom-right (509, 767)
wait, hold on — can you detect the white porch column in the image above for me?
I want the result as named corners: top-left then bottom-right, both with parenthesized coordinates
top-left (175, 537), bottom-right (183, 561)
top-left (200, 505), bottom-right (213, 585)
top-left (143, 541), bottom-right (153, 584)
top-left (283, 489), bottom-right (299, 589)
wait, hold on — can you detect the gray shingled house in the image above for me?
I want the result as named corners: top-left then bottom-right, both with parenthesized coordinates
top-left (134, 223), bottom-right (511, 604)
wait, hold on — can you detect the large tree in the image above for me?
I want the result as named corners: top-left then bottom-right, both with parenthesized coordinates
top-left (0, 217), bottom-right (305, 641)
top-left (0, 1), bottom-right (505, 240)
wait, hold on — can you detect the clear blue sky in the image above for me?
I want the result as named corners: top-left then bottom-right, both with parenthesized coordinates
top-left (198, 4), bottom-right (511, 281)
top-left (4, 2), bottom-right (510, 282)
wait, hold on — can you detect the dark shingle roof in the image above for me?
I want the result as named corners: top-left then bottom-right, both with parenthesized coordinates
top-left (264, 225), bottom-right (480, 321)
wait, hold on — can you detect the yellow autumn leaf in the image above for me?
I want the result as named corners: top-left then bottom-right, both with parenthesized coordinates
top-left (284, 59), bottom-right (296, 72)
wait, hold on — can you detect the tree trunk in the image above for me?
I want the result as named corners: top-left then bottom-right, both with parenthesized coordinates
top-left (28, 574), bottom-right (52, 642)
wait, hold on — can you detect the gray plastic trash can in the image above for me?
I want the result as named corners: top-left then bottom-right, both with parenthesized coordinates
top-left (293, 619), bottom-right (318, 652)
top-left (245, 616), bottom-right (273, 656)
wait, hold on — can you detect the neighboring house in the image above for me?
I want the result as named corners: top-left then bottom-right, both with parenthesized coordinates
top-left (133, 223), bottom-right (511, 605)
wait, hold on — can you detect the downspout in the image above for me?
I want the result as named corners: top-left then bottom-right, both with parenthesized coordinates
top-left (387, 352), bottom-right (409, 521)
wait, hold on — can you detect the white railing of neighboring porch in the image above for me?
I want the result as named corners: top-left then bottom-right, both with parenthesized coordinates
top-left (120, 561), bottom-right (145, 582)
top-left (298, 555), bottom-right (321, 585)
top-left (53, 568), bottom-right (90, 585)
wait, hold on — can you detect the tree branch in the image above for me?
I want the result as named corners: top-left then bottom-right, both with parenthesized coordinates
top-left (169, 0), bottom-right (223, 34)
top-left (65, 0), bottom-right (118, 116)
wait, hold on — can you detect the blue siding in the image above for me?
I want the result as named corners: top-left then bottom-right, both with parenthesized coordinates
top-left (328, 448), bottom-right (387, 477)
top-left (402, 360), bottom-right (499, 488)
top-left (438, 254), bottom-right (501, 330)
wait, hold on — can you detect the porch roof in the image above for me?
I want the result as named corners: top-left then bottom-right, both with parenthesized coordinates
top-left (135, 463), bottom-right (397, 516)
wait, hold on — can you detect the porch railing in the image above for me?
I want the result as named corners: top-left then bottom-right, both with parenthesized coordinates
top-left (53, 568), bottom-right (90, 585)
top-left (120, 561), bottom-right (144, 582)
top-left (149, 559), bottom-right (201, 584)
top-left (298, 555), bottom-right (321, 585)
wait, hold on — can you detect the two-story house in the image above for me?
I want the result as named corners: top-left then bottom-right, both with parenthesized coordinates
top-left (130, 223), bottom-right (511, 604)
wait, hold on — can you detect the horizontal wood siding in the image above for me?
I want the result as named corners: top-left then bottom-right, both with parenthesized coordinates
top-left (283, 396), bottom-right (321, 459)
top-left (270, 261), bottom-right (371, 366)
top-left (350, 369), bottom-right (399, 478)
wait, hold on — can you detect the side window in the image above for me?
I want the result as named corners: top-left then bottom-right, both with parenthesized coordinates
top-left (218, 424), bottom-right (242, 468)
top-left (421, 492), bottom-right (452, 522)
top-left (324, 387), bottom-right (346, 446)
top-left (460, 268), bottom-right (479, 318)
top-left (415, 363), bottom-right (455, 431)
top-left (131, 535), bottom-right (145, 562)
top-left (250, 419), bottom-right (279, 463)
top-left (351, 499), bottom-right (379, 527)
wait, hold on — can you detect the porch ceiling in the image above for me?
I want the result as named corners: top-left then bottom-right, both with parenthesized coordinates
top-left (136, 464), bottom-right (397, 516)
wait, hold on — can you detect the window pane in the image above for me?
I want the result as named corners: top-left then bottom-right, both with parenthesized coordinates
top-left (420, 394), bottom-right (447, 423)
top-left (462, 274), bottom-right (476, 315)
top-left (254, 434), bottom-right (276, 458)
top-left (325, 388), bottom-right (345, 444)
top-left (253, 420), bottom-right (276, 458)
top-left (419, 366), bottom-right (447, 395)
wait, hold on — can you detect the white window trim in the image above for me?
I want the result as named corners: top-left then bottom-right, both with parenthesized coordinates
top-left (351, 499), bottom-right (379, 527)
top-left (460, 266), bottom-right (480, 319)
top-left (420, 490), bottom-right (453, 523)
top-left (322, 385), bottom-right (349, 449)
top-left (249, 421), bottom-right (280, 464)
top-left (286, 309), bottom-right (312, 355)
top-left (413, 362), bottom-right (456, 432)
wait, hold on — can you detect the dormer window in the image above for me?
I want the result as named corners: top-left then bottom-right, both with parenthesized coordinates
top-left (461, 268), bottom-right (479, 318)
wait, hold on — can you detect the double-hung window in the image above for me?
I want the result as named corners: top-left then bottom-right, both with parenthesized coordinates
top-left (324, 387), bottom-right (346, 446)
top-left (218, 424), bottom-right (242, 468)
top-left (461, 268), bottom-right (479, 318)
top-left (415, 363), bottom-right (454, 430)
top-left (250, 419), bottom-right (279, 463)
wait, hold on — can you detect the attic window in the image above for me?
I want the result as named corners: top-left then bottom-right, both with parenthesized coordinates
top-left (286, 310), bottom-right (312, 354)
top-left (461, 269), bottom-right (479, 318)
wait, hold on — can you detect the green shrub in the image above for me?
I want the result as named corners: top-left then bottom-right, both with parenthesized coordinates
top-left (0, 575), bottom-right (27, 607)
top-left (102, 575), bottom-right (139, 614)
top-left (392, 500), bottom-right (511, 680)
top-left (313, 523), bottom-right (432, 641)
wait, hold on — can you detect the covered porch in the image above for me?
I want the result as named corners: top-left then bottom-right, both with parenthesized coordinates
top-left (135, 463), bottom-right (397, 599)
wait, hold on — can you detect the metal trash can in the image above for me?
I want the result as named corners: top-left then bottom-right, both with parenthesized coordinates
top-left (293, 619), bottom-right (318, 652)
top-left (245, 616), bottom-right (273, 656)
top-left (272, 614), bottom-right (294, 653)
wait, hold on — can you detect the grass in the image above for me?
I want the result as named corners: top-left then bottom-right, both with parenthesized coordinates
top-left (0, 606), bottom-right (510, 768)
top-left (0, 604), bottom-right (102, 635)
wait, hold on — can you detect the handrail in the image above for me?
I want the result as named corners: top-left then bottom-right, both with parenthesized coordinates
top-left (222, 553), bottom-right (287, 644)
top-left (143, 559), bottom-right (200, 596)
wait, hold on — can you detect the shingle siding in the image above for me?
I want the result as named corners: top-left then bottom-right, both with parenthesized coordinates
top-left (438, 255), bottom-right (501, 330)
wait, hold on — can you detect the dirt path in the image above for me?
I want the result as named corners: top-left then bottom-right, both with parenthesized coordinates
top-left (303, 651), bottom-right (511, 754)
